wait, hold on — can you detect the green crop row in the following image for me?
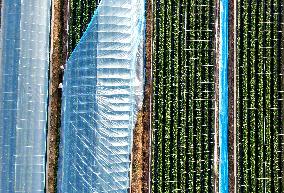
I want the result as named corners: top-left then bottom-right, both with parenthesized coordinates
top-left (152, 0), bottom-right (215, 192)
top-left (237, 0), bottom-right (283, 192)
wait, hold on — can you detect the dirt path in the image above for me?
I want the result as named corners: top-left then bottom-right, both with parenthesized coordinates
top-left (131, 1), bottom-right (152, 192)
top-left (228, 0), bottom-right (237, 191)
top-left (46, 0), bottom-right (68, 192)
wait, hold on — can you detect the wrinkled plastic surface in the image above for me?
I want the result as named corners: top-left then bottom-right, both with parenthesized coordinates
top-left (0, 0), bottom-right (51, 192)
top-left (58, 0), bottom-right (145, 192)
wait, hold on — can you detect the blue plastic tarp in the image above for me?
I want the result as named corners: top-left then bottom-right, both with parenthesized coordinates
top-left (219, 0), bottom-right (229, 192)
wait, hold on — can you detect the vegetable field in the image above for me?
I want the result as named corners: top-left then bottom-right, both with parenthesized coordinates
top-left (152, 0), bottom-right (216, 192)
top-left (236, 0), bottom-right (284, 192)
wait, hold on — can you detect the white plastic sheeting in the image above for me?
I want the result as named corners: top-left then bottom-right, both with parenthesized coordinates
top-left (58, 0), bottom-right (145, 192)
top-left (0, 0), bottom-right (51, 192)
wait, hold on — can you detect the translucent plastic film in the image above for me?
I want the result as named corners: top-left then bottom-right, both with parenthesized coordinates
top-left (58, 0), bottom-right (145, 192)
top-left (0, 0), bottom-right (51, 192)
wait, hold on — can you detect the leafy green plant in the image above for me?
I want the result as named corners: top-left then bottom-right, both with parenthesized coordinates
top-left (152, 0), bottom-right (215, 192)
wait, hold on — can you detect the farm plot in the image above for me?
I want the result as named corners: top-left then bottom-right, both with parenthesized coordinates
top-left (236, 0), bottom-right (284, 192)
top-left (152, 0), bottom-right (216, 192)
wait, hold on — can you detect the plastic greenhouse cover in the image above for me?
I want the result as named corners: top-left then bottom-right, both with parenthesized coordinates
top-left (0, 0), bottom-right (51, 192)
top-left (57, 0), bottom-right (146, 192)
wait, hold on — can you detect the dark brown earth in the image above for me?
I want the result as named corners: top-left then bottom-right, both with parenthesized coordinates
top-left (228, 0), bottom-right (237, 192)
top-left (131, 1), bottom-right (152, 192)
top-left (46, 0), bottom-right (69, 192)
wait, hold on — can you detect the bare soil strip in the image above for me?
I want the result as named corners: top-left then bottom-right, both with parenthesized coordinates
top-left (46, 0), bottom-right (68, 192)
top-left (228, 0), bottom-right (237, 191)
top-left (131, 1), bottom-right (152, 192)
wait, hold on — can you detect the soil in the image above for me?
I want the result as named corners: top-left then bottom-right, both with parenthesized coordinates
top-left (228, 0), bottom-right (237, 192)
top-left (46, 0), bottom-right (68, 192)
top-left (131, 1), bottom-right (152, 192)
